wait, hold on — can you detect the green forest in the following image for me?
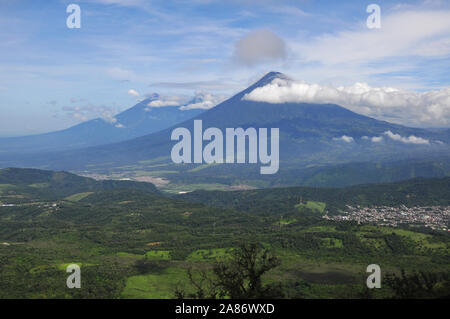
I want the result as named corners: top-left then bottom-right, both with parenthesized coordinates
top-left (0, 168), bottom-right (448, 299)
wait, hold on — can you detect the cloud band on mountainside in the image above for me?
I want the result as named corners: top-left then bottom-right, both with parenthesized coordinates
top-left (361, 132), bottom-right (431, 144)
top-left (242, 77), bottom-right (450, 127)
top-left (146, 92), bottom-right (226, 111)
top-left (383, 130), bottom-right (429, 144)
top-left (62, 104), bottom-right (124, 127)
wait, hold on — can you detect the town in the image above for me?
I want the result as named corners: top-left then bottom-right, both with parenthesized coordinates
top-left (324, 205), bottom-right (450, 231)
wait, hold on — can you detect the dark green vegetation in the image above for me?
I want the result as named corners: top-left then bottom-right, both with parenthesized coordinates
top-left (179, 177), bottom-right (450, 215)
top-left (384, 270), bottom-right (449, 298)
top-left (96, 156), bottom-right (450, 193)
top-left (0, 167), bottom-right (158, 201)
top-left (175, 243), bottom-right (283, 299)
top-left (0, 168), bottom-right (448, 298)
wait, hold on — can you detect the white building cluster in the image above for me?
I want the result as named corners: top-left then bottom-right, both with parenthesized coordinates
top-left (324, 205), bottom-right (449, 231)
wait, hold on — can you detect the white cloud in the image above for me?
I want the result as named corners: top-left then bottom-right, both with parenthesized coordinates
top-left (128, 89), bottom-right (140, 97)
top-left (232, 29), bottom-right (287, 66)
top-left (362, 135), bottom-right (383, 142)
top-left (294, 10), bottom-right (450, 65)
top-left (179, 92), bottom-right (227, 110)
top-left (62, 104), bottom-right (120, 124)
top-left (371, 136), bottom-right (383, 143)
top-left (270, 5), bottom-right (310, 17)
top-left (333, 135), bottom-right (354, 143)
top-left (72, 112), bottom-right (88, 122)
top-left (383, 130), bottom-right (430, 144)
top-left (242, 77), bottom-right (450, 127)
top-left (145, 92), bottom-right (226, 111)
top-left (146, 96), bottom-right (185, 108)
top-left (282, 8), bottom-right (450, 89)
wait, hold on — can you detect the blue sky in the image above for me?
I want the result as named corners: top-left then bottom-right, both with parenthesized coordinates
top-left (0, 0), bottom-right (449, 136)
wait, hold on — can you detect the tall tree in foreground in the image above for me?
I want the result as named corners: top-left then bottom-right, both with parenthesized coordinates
top-left (175, 243), bottom-right (283, 299)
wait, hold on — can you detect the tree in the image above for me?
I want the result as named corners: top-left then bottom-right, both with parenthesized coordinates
top-left (384, 269), bottom-right (450, 299)
top-left (175, 243), bottom-right (283, 299)
top-left (134, 258), bottom-right (166, 275)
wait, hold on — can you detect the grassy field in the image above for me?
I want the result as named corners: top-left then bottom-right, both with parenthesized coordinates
top-left (0, 184), bottom-right (15, 194)
top-left (320, 238), bottom-right (344, 248)
top-left (116, 252), bottom-right (143, 259)
top-left (161, 183), bottom-right (233, 194)
top-left (117, 246), bottom-right (400, 298)
top-left (187, 163), bottom-right (221, 173)
top-left (145, 250), bottom-right (171, 260)
top-left (64, 192), bottom-right (94, 202)
top-left (280, 218), bottom-right (297, 225)
top-left (302, 225), bottom-right (337, 232)
top-left (186, 248), bottom-right (234, 262)
top-left (295, 201), bottom-right (327, 214)
top-left (28, 183), bottom-right (50, 188)
top-left (56, 262), bottom-right (95, 270)
top-left (358, 225), bottom-right (447, 249)
top-left (121, 267), bottom-right (193, 299)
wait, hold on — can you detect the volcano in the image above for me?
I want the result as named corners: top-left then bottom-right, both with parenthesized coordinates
top-left (0, 96), bottom-right (203, 154)
top-left (1, 72), bottom-right (449, 187)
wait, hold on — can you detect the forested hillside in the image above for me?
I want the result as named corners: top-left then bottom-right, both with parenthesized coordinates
top-left (179, 177), bottom-right (450, 215)
top-left (0, 168), bottom-right (448, 298)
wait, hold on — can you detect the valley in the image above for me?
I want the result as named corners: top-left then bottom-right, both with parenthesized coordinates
top-left (0, 168), bottom-right (448, 299)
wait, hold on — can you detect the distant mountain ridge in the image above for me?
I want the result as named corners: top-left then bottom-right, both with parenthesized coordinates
top-left (0, 167), bottom-right (158, 200)
top-left (1, 72), bottom-right (449, 188)
top-left (0, 97), bottom-right (203, 154)
top-left (179, 176), bottom-right (450, 215)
